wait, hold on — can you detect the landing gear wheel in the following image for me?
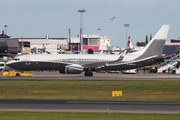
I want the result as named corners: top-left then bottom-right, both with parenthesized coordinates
top-left (84, 71), bottom-right (93, 76)
top-left (16, 73), bottom-right (20, 76)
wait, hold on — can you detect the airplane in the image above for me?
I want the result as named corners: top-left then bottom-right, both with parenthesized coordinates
top-left (5, 25), bottom-right (170, 76)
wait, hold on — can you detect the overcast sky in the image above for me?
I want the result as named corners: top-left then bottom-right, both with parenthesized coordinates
top-left (0, 0), bottom-right (180, 47)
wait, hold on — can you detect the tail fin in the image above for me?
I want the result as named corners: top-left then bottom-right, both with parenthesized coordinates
top-left (139, 25), bottom-right (170, 56)
top-left (127, 36), bottom-right (133, 49)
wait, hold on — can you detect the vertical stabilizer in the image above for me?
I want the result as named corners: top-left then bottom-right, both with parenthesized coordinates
top-left (139, 25), bottom-right (170, 56)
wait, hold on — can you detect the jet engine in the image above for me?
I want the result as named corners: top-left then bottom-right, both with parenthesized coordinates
top-left (59, 64), bottom-right (83, 74)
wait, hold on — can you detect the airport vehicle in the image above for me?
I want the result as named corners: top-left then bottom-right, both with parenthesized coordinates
top-left (1, 70), bottom-right (33, 77)
top-left (121, 69), bottom-right (137, 74)
top-left (0, 62), bottom-right (5, 71)
top-left (158, 56), bottom-right (180, 73)
top-left (5, 25), bottom-right (170, 76)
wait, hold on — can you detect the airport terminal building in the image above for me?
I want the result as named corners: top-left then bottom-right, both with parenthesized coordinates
top-left (7, 34), bottom-right (110, 54)
top-left (0, 29), bottom-right (180, 55)
top-left (162, 39), bottom-right (180, 55)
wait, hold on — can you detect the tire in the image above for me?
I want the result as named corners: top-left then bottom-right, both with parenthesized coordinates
top-left (16, 73), bottom-right (21, 76)
top-left (172, 70), bottom-right (176, 74)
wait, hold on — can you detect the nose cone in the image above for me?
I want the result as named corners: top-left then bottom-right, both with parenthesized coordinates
top-left (5, 61), bottom-right (10, 66)
top-left (5, 61), bottom-right (12, 68)
top-left (5, 60), bottom-right (17, 70)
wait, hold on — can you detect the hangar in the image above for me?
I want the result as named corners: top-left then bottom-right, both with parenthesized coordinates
top-left (0, 31), bottom-right (20, 56)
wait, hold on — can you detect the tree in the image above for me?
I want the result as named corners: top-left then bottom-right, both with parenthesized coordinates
top-left (145, 35), bottom-right (148, 46)
top-left (150, 34), bottom-right (152, 41)
top-left (136, 42), bottom-right (145, 47)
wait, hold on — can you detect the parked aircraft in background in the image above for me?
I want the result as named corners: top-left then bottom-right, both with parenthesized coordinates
top-left (6, 25), bottom-right (170, 76)
top-left (127, 36), bottom-right (144, 53)
top-left (127, 36), bottom-right (133, 49)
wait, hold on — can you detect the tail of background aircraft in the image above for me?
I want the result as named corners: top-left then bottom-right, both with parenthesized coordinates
top-left (136, 25), bottom-right (170, 56)
top-left (127, 36), bottom-right (133, 49)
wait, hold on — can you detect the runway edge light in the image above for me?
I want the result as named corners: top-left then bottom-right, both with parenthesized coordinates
top-left (112, 91), bottom-right (122, 97)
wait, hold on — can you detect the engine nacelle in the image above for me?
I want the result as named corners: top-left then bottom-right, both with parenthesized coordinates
top-left (59, 64), bottom-right (83, 74)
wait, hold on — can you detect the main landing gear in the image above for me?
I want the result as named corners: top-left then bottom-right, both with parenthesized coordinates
top-left (84, 70), bottom-right (93, 76)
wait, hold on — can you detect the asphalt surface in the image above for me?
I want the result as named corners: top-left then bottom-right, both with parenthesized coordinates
top-left (0, 71), bottom-right (180, 80)
top-left (1, 71), bottom-right (180, 113)
top-left (1, 100), bottom-right (180, 114)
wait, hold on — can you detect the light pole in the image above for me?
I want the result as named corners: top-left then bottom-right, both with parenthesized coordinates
top-left (110, 18), bottom-right (113, 47)
top-left (110, 17), bottom-right (116, 47)
top-left (97, 28), bottom-right (101, 37)
top-left (124, 24), bottom-right (130, 47)
top-left (78, 8), bottom-right (86, 53)
top-left (112, 17), bottom-right (116, 47)
top-left (4, 25), bottom-right (8, 35)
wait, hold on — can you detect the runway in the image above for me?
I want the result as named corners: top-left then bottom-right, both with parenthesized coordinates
top-left (0, 100), bottom-right (180, 114)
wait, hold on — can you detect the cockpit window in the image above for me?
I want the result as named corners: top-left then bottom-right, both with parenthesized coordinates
top-left (13, 58), bottom-right (20, 61)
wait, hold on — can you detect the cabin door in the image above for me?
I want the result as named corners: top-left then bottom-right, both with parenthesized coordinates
top-left (25, 56), bottom-right (30, 65)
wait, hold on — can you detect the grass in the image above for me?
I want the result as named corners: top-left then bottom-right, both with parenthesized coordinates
top-left (0, 80), bottom-right (180, 101)
top-left (0, 112), bottom-right (180, 120)
top-left (1, 80), bottom-right (180, 119)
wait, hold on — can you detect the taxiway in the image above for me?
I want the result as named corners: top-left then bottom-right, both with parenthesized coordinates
top-left (0, 71), bottom-right (180, 80)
